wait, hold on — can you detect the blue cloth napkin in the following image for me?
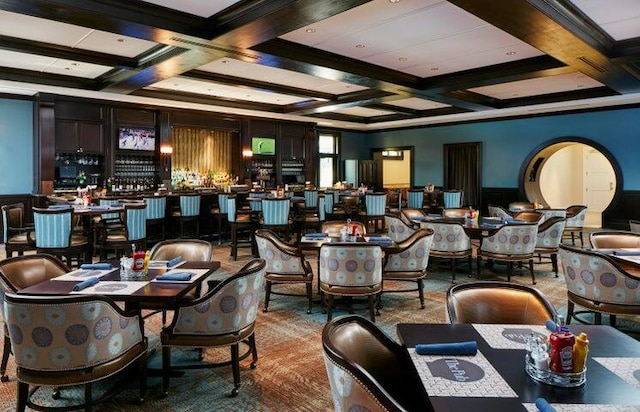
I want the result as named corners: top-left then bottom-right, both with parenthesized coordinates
top-left (48, 204), bottom-right (71, 209)
top-left (80, 263), bottom-right (113, 270)
top-left (535, 398), bottom-right (557, 412)
top-left (166, 256), bottom-right (184, 267)
top-left (613, 249), bottom-right (640, 256)
top-left (415, 341), bottom-right (478, 356)
top-left (89, 205), bottom-right (109, 210)
top-left (368, 236), bottom-right (391, 242)
top-left (72, 277), bottom-right (99, 291)
top-left (305, 233), bottom-right (328, 238)
top-left (428, 214), bottom-right (442, 218)
top-left (545, 319), bottom-right (558, 332)
top-left (156, 272), bottom-right (192, 281)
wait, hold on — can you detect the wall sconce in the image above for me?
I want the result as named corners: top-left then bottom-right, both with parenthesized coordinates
top-left (242, 149), bottom-right (253, 159)
top-left (242, 149), bottom-right (253, 177)
top-left (160, 145), bottom-right (173, 155)
top-left (160, 144), bottom-right (173, 171)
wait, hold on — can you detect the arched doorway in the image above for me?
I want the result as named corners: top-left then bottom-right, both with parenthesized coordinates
top-left (521, 137), bottom-right (623, 228)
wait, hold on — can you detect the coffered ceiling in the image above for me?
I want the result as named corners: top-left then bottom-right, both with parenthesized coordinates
top-left (0, 0), bottom-right (639, 131)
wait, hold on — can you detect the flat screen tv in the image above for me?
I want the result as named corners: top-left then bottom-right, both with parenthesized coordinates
top-left (252, 137), bottom-right (275, 155)
top-left (118, 127), bottom-right (156, 151)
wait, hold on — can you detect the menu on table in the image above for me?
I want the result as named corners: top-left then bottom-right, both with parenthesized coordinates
top-left (147, 260), bottom-right (185, 269)
top-left (473, 324), bottom-right (549, 350)
top-left (593, 357), bottom-right (640, 390)
top-left (70, 281), bottom-right (148, 295)
top-left (53, 268), bottom-right (116, 281)
top-left (523, 403), bottom-right (640, 412)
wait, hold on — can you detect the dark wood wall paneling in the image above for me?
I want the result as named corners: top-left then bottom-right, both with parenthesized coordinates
top-left (480, 187), bottom-right (522, 215)
top-left (603, 190), bottom-right (640, 230)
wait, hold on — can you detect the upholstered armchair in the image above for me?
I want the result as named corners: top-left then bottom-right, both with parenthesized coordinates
top-left (94, 202), bottom-right (147, 260)
top-left (443, 190), bottom-right (463, 208)
top-left (564, 205), bottom-right (588, 246)
top-left (381, 228), bottom-right (433, 310)
top-left (160, 259), bottom-right (266, 397)
top-left (446, 281), bottom-right (557, 324)
top-left (442, 208), bottom-right (468, 219)
top-left (1, 203), bottom-right (36, 257)
top-left (630, 219), bottom-right (640, 233)
top-left (0, 254), bottom-right (70, 382)
top-left (321, 220), bottom-right (367, 237)
top-left (487, 204), bottom-right (512, 219)
top-left (400, 208), bottom-right (426, 228)
top-left (384, 214), bottom-right (416, 242)
top-left (319, 243), bottom-right (383, 322)
top-left (508, 201), bottom-right (535, 213)
top-left (589, 230), bottom-right (640, 249)
top-left (420, 221), bottom-right (472, 282)
top-left (476, 223), bottom-right (539, 284)
top-left (513, 211), bottom-right (544, 224)
top-left (534, 216), bottom-right (566, 275)
top-left (322, 315), bottom-right (429, 412)
top-left (255, 229), bottom-right (314, 314)
top-left (4, 293), bottom-right (147, 411)
top-left (559, 245), bottom-right (640, 326)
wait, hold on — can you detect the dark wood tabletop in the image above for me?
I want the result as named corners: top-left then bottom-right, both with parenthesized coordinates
top-left (17, 260), bottom-right (220, 308)
top-left (397, 323), bottom-right (640, 411)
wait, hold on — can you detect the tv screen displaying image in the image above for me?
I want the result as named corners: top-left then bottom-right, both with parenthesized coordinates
top-left (252, 137), bottom-right (275, 155)
top-left (118, 128), bottom-right (156, 151)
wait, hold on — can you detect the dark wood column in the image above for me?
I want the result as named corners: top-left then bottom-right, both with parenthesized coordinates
top-left (33, 93), bottom-right (55, 195)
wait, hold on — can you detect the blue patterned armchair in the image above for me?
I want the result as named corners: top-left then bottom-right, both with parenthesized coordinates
top-left (534, 216), bottom-right (566, 275)
top-left (4, 293), bottom-right (147, 411)
top-left (385, 214), bottom-right (416, 242)
top-left (420, 221), bottom-right (472, 283)
top-left (564, 205), bottom-right (587, 246)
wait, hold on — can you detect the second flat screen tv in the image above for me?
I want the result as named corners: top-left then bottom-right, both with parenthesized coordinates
top-left (118, 127), bottom-right (156, 151)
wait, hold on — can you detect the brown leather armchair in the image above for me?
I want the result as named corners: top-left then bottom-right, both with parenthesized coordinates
top-left (442, 208), bottom-right (468, 219)
top-left (0, 254), bottom-right (70, 382)
top-left (321, 220), bottom-right (367, 237)
top-left (1, 203), bottom-right (36, 257)
top-left (589, 230), bottom-right (640, 249)
top-left (513, 211), bottom-right (544, 223)
top-left (446, 281), bottom-right (557, 324)
top-left (322, 315), bottom-right (429, 412)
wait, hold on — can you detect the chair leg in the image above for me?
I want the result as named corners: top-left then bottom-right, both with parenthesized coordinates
top-left (594, 312), bottom-right (602, 325)
top-left (451, 258), bottom-right (456, 283)
top-left (84, 381), bottom-right (93, 412)
top-left (161, 346), bottom-right (171, 397)
top-left (417, 278), bottom-right (425, 309)
top-left (1, 335), bottom-right (11, 382)
top-left (467, 255), bottom-right (472, 278)
top-left (610, 314), bottom-right (617, 328)
top-left (566, 300), bottom-right (575, 324)
top-left (529, 259), bottom-right (536, 285)
top-left (230, 343), bottom-right (240, 397)
top-left (263, 280), bottom-right (272, 313)
top-left (248, 333), bottom-right (258, 369)
top-left (476, 256), bottom-right (482, 279)
top-left (138, 350), bottom-right (147, 403)
top-left (551, 253), bottom-right (559, 277)
top-left (17, 381), bottom-right (28, 412)
top-left (368, 295), bottom-right (376, 322)
top-left (306, 283), bottom-right (313, 314)
top-left (507, 261), bottom-right (512, 282)
top-left (326, 295), bottom-right (334, 321)
top-left (579, 230), bottom-right (584, 247)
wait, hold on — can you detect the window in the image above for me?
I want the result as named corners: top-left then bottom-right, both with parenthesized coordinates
top-left (318, 133), bottom-right (339, 188)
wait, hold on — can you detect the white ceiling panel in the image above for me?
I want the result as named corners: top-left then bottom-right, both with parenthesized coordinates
top-left (0, 11), bottom-right (157, 58)
top-left (148, 77), bottom-right (314, 105)
top-left (332, 107), bottom-right (397, 117)
top-left (469, 72), bottom-right (604, 100)
top-left (385, 98), bottom-right (450, 110)
top-left (0, 49), bottom-right (112, 78)
top-left (139, 0), bottom-right (242, 18)
top-left (570, 0), bottom-right (640, 40)
top-left (197, 58), bottom-right (368, 95)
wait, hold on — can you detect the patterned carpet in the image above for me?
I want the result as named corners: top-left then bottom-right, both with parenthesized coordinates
top-left (0, 243), bottom-right (638, 411)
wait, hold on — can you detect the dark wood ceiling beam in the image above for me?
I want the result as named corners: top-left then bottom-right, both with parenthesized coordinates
top-left (284, 90), bottom-right (393, 115)
top-left (449, 0), bottom-right (640, 94)
top-left (132, 89), bottom-right (284, 113)
top-left (0, 67), bottom-right (97, 89)
top-left (498, 87), bottom-right (615, 108)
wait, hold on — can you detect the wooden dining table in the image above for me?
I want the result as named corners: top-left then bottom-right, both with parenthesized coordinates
top-left (397, 323), bottom-right (640, 411)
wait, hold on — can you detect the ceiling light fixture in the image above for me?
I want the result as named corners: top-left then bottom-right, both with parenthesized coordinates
top-left (399, 57), bottom-right (407, 61)
top-left (117, 38), bottom-right (125, 43)
top-left (306, 28), bottom-right (316, 33)
top-left (355, 44), bottom-right (365, 48)
top-left (430, 67), bottom-right (439, 71)
top-left (506, 51), bottom-right (516, 55)
top-left (389, 0), bottom-right (401, 3)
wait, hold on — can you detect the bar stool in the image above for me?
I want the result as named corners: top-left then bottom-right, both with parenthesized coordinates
top-left (359, 192), bottom-right (386, 233)
top-left (1, 203), bottom-right (36, 257)
top-left (210, 192), bottom-right (231, 244)
top-left (407, 189), bottom-right (425, 210)
top-left (260, 198), bottom-right (292, 242)
top-left (443, 190), bottom-right (463, 208)
top-left (143, 195), bottom-right (166, 244)
top-left (172, 193), bottom-right (201, 238)
top-left (32, 206), bottom-right (89, 268)
top-left (95, 202), bottom-right (147, 260)
top-left (228, 196), bottom-right (256, 261)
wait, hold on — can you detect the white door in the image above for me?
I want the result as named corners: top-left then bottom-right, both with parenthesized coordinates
top-left (583, 148), bottom-right (616, 227)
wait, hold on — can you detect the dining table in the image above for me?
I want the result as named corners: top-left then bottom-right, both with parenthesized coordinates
top-left (397, 322), bottom-right (640, 411)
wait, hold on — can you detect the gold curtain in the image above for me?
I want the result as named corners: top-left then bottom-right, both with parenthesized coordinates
top-left (171, 127), bottom-right (233, 174)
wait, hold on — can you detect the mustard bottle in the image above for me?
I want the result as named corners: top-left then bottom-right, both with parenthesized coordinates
top-left (572, 332), bottom-right (589, 372)
top-left (143, 250), bottom-right (151, 273)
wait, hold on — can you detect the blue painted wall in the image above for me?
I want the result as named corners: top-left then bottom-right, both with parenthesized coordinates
top-left (0, 99), bottom-right (33, 194)
top-left (341, 107), bottom-right (640, 189)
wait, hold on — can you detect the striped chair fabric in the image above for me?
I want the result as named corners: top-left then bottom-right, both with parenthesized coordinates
top-left (180, 195), bottom-right (201, 217)
top-left (144, 196), bottom-right (166, 220)
top-left (249, 192), bottom-right (264, 212)
top-left (324, 192), bottom-right (334, 216)
top-left (98, 198), bottom-right (122, 221)
top-left (318, 195), bottom-right (326, 221)
top-left (262, 198), bottom-right (291, 225)
top-left (443, 190), bottom-right (463, 208)
top-left (125, 204), bottom-right (147, 241)
top-left (364, 193), bottom-right (386, 216)
top-left (33, 208), bottom-right (73, 248)
top-left (227, 196), bottom-right (239, 223)
top-left (407, 190), bottom-right (424, 209)
top-left (217, 193), bottom-right (232, 214)
top-left (304, 190), bottom-right (319, 209)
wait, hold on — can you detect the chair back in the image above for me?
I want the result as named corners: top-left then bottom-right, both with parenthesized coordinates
top-left (385, 215), bottom-right (415, 242)
top-left (421, 221), bottom-right (471, 253)
top-left (150, 239), bottom-right (213, 261)
top-left (513, 211), bottom-right (544, 224)
top-left (589, 231), bottom-right (640, 249)
top-left (124, 203), bottom-right (147, 241)
top-left (538, 208), bottom-right (567, 220)
top-left (400, 208), bottom-right (426, 226)
top-left (535, 217), bottom-right (566, 249)
top-left (480, 223), bottom-right (538, 255)
top-left (407, 190), bottom-right (424, 209)
top-left (487, 204), bottom-right (511, 219)
top-left (559, 245), bottom-right (640, 307)
top-left (323, 192), bottom-right (335, 215)
top-left (98, 198), bottom-right (122, 220)
top-left (248, 192), bottom-right (264, 212)
top-left (322, 315), bottom-right (427, 412)
top-left (321, 220), bottom-right (367, 237)
top-left (4, 293), bottom-right (144, 373)
top-left (317, 195), bottom-right (326, 222)
top-left (179, 194), bottom-right (201, 217)
top-left (217, 193), bottom-right (232, 214)
top-left (255, 230), bottom-right (307, 274)
top-left (0, 254), bottom-right (69, 294)
top-left (319, 244), bottom-right (382, 288)
top-left (364, 193), bottom-right (386, 216)
top-left (629, 220), bottom-right (640, 233)
top-left (340, 195), bottom-right (360, 214)
top-left (2, 203), bottom-right (26, 244)
top-left (262, 198), bottom-right (291, 225)
top-left (227, 196), bottom-right (239, 223)
top-left (565, 205), bottom-right (587, 228)
top-left (384, 229), bottom-right (433, 273)
top-left (508, 201), bottom-right (535, 213)
top-left (386, 189), bottom-right (402, 212)
top-left (446, 281), bottom-right (557, 324)
top-left (144, 195), bottom-right (166, 220)
top-left (170, 259), bottom-right (266, 336)
top-left (442, 208), bottom-right (468, 219)
top-left (33, 207), bottom-right (73, 248)
top-left (443, 190), bottom-right (463, 208)
top-left (304, 190), bottom-right (319, 209)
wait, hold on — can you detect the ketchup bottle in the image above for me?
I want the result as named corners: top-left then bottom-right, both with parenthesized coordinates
top-left (548, 316), bottom-right (575, 372)
top-left (132, 244), bottom-right (145, 272)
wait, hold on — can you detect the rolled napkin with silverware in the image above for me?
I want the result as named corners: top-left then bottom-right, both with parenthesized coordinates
top-left (535, 398), bottom-right (557, 412)
top-left (367, 237), bottom-right (392, 245)
top-left (612, 249), bottom-right (640, 256)
top-left (166, 256), bottom-right (184, 267)
top-left (415, 341), bottom-right (478, 356)
top-left (80, 263), bottom-right (113, 270)
top-left (72, 276), bottom-right (99, 291)
top-left (305, 233), bottom-right (328, 238)
top-left (155, 272), bottom-right (192, 281)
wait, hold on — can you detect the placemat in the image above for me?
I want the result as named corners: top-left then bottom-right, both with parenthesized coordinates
top-left (593, 357), bottom-right (640, 390)
top-left (150, 268), bottom-right (210, 283)
top-left (473, 324), bottom-right (549, 350)
top-left (408, 349), bottom-right (517, 398)
top-left (70, 281), bottom-right (147, 295)
top-left (301, 236), bottom-right (335, 243)
top-left (523, 403), bottom-right (640, 411)
top-left (53, 268), bottom-right (116, 281)
top-left (148, 260), bottom-right (186, 269)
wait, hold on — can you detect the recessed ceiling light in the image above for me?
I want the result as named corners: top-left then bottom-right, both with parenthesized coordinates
top-left (246, 94), bottom-right (251, 98)
top-left (306, 28), bottom-right (316, 33)
top-left (389, 0), bottom-right (401, 3)
top-left (398, 57), bottom-right (407, 61)
top-left (577, 84), bottom-right (584, 88)
top-left (173, 83), bottom-right (179, 87)
top-left (506, 51), bottom-right (516, 55)
top-left (71, 63), bottom-right (79, 66)
top-left (430, 67), bottom-right (439, 71)
top-left (355, 44), bottom-right (365, 48)
top-left (222, 60), bottom-right (229, 64)
top-left (117, 38), bottom-right (125, 43)
top-left (512, 93), bottom-right (519, 97)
